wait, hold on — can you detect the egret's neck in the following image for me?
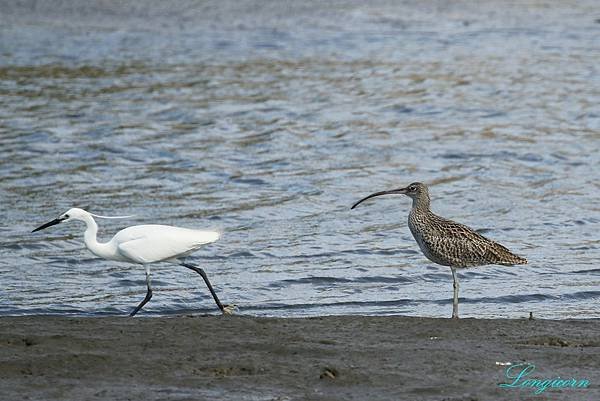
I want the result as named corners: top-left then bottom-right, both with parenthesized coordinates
top-left (81, 214), bottom-right (111, 259)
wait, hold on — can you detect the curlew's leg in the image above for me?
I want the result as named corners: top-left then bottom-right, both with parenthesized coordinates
top-left (130, 265), bottom-right (152, 317)
top-left (180, 263), bottom-right (235, 315)
top-left (451, 267), bottom-right (459, 319)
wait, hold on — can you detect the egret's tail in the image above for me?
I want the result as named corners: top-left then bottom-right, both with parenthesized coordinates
top-left (197, 230), bottom-right (220, 244)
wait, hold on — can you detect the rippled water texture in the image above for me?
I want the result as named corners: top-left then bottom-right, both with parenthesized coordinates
top-left (1, 0), bottom-right (599, 318)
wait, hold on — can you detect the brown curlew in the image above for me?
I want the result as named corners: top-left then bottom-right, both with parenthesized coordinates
top-left (351, 182), bottom-right (527, 319)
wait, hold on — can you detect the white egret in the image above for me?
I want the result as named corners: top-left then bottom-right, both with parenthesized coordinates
top-left (32, 208), bottom-right (235, 316)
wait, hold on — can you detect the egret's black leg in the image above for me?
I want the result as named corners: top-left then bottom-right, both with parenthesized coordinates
top-left (180, 262), bottom-right (228, 312)
top-left (130, 266), bottom-right (152, 317)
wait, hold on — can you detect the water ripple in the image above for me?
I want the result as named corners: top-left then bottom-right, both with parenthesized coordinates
top-left (1, 0), bottom-right (599, 319)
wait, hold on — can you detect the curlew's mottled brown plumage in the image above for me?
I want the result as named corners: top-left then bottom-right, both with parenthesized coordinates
top-left (351, 182), bottom-right (527, 319)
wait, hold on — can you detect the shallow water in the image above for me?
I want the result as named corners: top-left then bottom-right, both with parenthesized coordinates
top-left (1, 0), bottom-right (599, 318)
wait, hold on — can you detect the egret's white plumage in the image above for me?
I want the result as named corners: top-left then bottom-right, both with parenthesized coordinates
top-left (113, 225), bottom-right (220, 264)
top-left (32, 207), bottom-right (233, 316)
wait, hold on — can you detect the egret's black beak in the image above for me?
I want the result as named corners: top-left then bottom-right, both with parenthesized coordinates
top-left (32, 217), bottom-right (66, 233)
top-left (351, 187), bottom-right (408, 210)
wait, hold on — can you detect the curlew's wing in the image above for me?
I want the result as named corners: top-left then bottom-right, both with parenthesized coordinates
top-left (115, 225), bottom-right (219, 264)
top-left (421, 216), bottom-right (525, 267)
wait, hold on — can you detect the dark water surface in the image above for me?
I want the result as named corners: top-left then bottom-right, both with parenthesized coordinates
top-left (1, 0), bottom-right (599, 318)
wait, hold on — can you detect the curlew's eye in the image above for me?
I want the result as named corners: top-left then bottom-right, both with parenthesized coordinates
top-left (409, 185), bottom-right (417, 192)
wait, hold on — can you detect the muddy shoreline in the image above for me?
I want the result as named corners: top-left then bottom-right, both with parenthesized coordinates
top-left (1, 315), bottom-right (598, 400)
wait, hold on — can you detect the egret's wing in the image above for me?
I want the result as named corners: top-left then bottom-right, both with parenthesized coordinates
top-left (116, 225), bottom-right (219, 264)
top-left (118, 238), bottom-right (182, 264)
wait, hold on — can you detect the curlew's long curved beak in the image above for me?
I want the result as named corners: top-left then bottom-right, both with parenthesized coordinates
top-left (351, 187), bottom-right (408, 210)
top-left (32, 217), bottom-right (65, 233)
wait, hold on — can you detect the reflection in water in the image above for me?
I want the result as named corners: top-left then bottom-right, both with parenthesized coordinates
top-left (1, 0), bottom-right (599, 318)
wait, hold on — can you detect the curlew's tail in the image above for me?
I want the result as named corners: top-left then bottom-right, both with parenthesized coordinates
top-left (508, 254), bottom-right (527, 265)
top-left (496, 252), bottom-right (527, 266)
top-left (489, 241), bottom-right (527, 266)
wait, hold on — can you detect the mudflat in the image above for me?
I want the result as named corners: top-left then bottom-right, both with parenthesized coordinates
top-left (1, 316), bottom-right (598, 400)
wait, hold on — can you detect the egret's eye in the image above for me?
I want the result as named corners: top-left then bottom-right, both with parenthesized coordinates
top-left (64, 214), bottom-right (69, 219)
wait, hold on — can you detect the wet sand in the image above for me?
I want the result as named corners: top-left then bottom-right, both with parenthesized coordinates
top-left (1, 316), bottom-right (598, 400)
